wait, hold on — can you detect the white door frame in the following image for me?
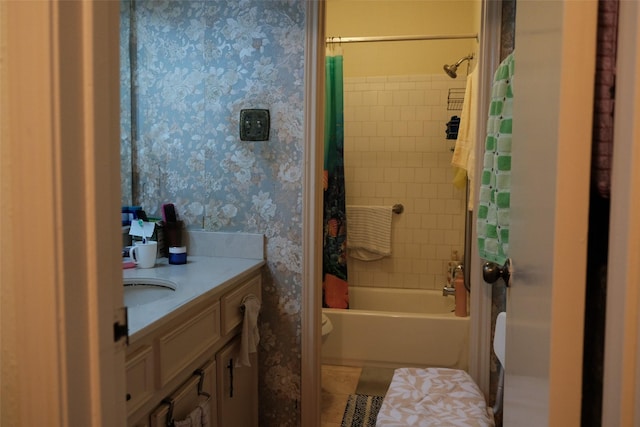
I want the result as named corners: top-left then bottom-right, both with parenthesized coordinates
top-left (300, 1), bottom-right (502, 423)
top-left (301, 1), bottom-right (325, 425)
top-left (468, 0), bottom-right (503, 399)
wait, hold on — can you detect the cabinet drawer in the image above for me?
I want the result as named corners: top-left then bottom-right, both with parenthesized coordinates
top-left (221, 275), bottom-right (261, 336)
top-left (126, 345), bottom-right (154, 416)
top-left (158, 302), bottom-right (220, 388)
top-left (150, 359), bottom-right (216, 427)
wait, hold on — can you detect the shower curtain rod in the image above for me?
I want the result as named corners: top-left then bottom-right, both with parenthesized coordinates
top-left (325, 33), bottom-right (478, 44)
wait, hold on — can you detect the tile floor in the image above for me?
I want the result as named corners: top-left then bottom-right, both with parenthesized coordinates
top-left (321, 365), bottom-right (362, 427)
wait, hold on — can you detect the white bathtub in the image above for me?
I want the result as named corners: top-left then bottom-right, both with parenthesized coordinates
top-left (322, 286), bottom-right (469, 370)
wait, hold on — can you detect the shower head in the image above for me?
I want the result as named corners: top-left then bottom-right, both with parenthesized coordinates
top-left (443, 64), bottom-right (459, 79)
top-left (443, 54), bottom-right (474, 79)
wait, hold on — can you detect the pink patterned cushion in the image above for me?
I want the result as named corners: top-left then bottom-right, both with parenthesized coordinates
top-left (376, 367), bottom-right (494, 427)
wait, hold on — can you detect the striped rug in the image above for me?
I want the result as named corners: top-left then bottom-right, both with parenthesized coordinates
top-left (341, 394), bottom-right (384, 427)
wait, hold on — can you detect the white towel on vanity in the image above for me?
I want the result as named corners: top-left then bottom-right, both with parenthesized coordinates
top-left (236, 294), bottom-right (261, 367)
top-left (346, 205), bottom-right (393, 261)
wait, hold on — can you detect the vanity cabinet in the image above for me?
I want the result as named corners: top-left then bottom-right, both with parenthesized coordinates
top-left (125, 270), bottom-right (261, 427)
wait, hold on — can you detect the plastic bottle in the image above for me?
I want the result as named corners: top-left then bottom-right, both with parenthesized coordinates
top-left (454, 267), bottom-right (468, 317)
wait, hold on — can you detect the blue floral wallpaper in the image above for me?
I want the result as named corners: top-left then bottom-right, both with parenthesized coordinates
top-left (121, 1), bottom-right (306, 425)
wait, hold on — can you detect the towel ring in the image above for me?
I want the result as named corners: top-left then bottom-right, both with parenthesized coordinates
top-left (240, 293), bottom-right (260, 313)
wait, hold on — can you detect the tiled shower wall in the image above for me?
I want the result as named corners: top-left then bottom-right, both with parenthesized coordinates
top-left (344, 74), bottom-right (468, 291)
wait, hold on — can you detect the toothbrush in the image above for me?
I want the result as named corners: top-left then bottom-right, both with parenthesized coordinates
top-left (138, 219), bottom-right (147, 244)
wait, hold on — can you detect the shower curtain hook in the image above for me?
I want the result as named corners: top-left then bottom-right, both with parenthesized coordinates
top-left (327, 37), bottom-right (336, 53)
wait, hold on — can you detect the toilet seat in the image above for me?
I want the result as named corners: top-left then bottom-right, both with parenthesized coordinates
top-left (321, 313), bottom-right (333, 336)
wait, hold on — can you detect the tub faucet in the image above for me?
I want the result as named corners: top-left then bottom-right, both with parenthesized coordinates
top-left (442, 285), bottom-right (456, 296)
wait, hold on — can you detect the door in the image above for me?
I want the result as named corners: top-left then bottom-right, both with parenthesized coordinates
top-left (503, 1), bottom-right (597, 425)
top-left (216, 336), bottom-right (259, 427)
top-left (601, 1), bottom-right (640, 424)
top-left (1, 1), bottom-right (125, 425)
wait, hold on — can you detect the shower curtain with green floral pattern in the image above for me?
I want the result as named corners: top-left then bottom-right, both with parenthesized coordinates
top-left (322, 50), bottom-right (349, 309)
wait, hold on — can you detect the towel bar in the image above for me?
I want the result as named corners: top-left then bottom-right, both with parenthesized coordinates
top-left (392, 204), bottom-right (404, 214)
top-left (161, 368), bottom-right (212, 427)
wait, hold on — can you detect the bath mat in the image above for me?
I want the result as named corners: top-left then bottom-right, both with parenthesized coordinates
top-left (341, 394), bottom-right (384, 427)
top-left (355, 367), bottom-right (394, 397)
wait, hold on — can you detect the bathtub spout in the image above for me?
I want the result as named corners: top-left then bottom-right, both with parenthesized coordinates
top-left (442, 285), bottom-right (456, 296)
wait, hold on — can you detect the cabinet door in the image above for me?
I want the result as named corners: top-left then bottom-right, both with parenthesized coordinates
top-left (125, 345), bottom-right (154, 418)
top-left (216, 337), bottom-right (258, 427)
top-left (128, 414), bottom-right (150, 427)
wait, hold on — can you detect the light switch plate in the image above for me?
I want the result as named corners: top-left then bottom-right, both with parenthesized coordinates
top-left (239, 109), bottom-right (270, 141)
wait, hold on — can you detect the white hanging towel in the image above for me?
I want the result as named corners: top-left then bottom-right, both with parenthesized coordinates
top-left (174, 401), bottom-right (210, 427)
top-left (346, 205), bottom-right (393, 261)
top-left (235, 294), bottom-right (261, 367)
top-left (452, 67), bottom-right (479, 210)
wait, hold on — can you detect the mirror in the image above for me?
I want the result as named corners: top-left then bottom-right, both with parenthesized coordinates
top-left (120, 1), bottom-right (306, 228)
top-left (120, 0), bottom-right (133, 207)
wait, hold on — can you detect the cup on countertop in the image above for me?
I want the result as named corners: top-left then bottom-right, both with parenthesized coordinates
top-left (130, 241), bottom-right (158, 269)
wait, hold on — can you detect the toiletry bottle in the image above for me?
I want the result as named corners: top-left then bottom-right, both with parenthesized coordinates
top-left (454, 266), bottom-right (468, 317)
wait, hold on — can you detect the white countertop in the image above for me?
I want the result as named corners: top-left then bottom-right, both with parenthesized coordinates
top-left (123, 255), bottom-right (264, 340)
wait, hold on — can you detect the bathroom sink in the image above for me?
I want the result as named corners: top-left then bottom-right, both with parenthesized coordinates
top-left (123, 278), bottom-right (177, 306)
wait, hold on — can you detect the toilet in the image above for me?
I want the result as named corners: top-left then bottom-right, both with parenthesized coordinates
top-left (321, 313), bottom-right (333, 339)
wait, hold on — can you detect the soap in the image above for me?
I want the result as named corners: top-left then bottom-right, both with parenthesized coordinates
top-left (122, 260), bottom-right (136, 269)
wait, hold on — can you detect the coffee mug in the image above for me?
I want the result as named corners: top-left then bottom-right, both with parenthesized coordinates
top-left (130, 241), bottom-right (158, 269)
